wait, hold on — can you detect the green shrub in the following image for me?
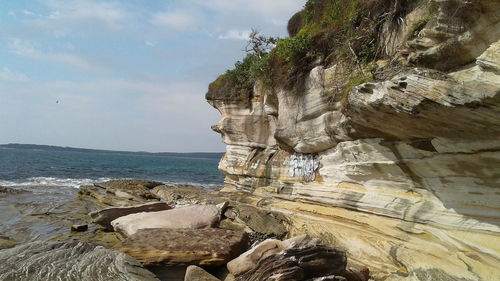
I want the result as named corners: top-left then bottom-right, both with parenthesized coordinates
top-left (275, 31), bottom-right (311, 62)
top-left (224, 52), bottom-right (271, 90)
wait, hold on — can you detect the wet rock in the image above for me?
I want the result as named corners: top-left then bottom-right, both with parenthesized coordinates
top-left (184, 265), bottom-right (221, 281)
top-left (120, 228), bottom-right (249, 266)
top-left (90, 201), bottom-right (171, 230)
top-left (70, 224), bottom-right (88, 232)
top-left (111, 204), bottom-right (222, 237)
top-left (235, 244), bottom-right (347, 281)
top-left (0, 186), bottom-right (26, 194)
top-left (0, 241), bottom-right (159, 281)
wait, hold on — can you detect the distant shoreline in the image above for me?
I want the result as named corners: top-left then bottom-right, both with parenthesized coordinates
top-left (0, 143), bottom-right (224, 158)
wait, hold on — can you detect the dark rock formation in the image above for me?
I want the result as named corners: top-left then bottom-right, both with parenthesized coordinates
top-left (90, 201), bottom-right (171, 230)
top-left (235, 245), bottom-right (347, 281)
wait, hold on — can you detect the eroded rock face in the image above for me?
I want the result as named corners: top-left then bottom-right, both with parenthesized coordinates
top-left (111, 204), bottom-right (221, 237)
top-left (0, 241), bottom-right (159, 281)
top-left (120, 228), bottom-right (249, 266)
top-left (206, 3), bottom-right (500, 280)
top-left (235, 245), bottom-right (347, 281)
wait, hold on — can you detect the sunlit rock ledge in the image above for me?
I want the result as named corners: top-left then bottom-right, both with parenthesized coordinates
top-left (206, 3), bottom-right (500, 278)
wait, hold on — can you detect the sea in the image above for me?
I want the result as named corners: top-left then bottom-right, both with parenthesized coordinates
top-left (0, 144), bottom-right (225, 188)
top-left (0, 144), bottom-right (225, 243)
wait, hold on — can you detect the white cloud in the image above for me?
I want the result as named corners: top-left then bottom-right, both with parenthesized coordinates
top-left (192, 0), bottom-right (304, 21)
top-left (7, 38), bottom-right (104, 72)
top-left (145, 41), bottom-right (155, 47)
top-left (218, 30), bottom-right (251, 40)
top-left (150, 11), bottom-right (198, 31)
top-left (44, 0), bottom-right (127, 26)
top-left (0, 67), bottom-right (29, 82)
top-left (23, 9), bottom-right (35, 16)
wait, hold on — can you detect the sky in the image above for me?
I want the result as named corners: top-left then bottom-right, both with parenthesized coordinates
top-left (0, 0), bottom-right (305, 152)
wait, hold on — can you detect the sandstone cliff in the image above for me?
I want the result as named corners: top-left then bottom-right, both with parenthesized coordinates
top-left (207, 0), bottom-right (500, 280)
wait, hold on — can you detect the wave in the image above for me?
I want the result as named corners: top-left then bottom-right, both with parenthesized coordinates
top-left (0, 177), bottom-right (221, 189)
top-left (0, 177), bottom-right (113, 188)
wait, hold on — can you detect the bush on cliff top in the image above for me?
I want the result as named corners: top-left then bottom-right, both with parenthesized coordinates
top-left (207, 0), bottom-right (422, 99)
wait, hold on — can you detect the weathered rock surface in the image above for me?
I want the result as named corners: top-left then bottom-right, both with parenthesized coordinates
top-left (0, 235), bottom-right (17, 250)
top-left (120, 228), bottom-right (248, 266)
top-left (206, 1), bottom-right (500, 280)
top-left (235, 245), bottom-right (347, 281)
top-left (184, 266), bottom-right (221, 281)
top-left (79, 179), bottom-right (163, 210)
top-left (227, 235), bottom-right (321, 277)
top-left (0, 241), bottom-right (159, 281)
top-left (221, 203), bottom-right (288, 242)
top-left (111, 204), bottom-right (221, 237)
top-left (90, 201), bottom-right (171, 230)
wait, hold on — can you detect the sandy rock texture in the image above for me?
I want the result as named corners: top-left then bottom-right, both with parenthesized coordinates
top-left (120, 228), bottom-right (248, 266)
top-left (206, 1), bottom-right (500, 280)
top-left (111, 204), bottom-right (222, 236)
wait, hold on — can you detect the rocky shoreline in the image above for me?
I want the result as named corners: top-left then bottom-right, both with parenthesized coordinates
top-left (0, 179), bottom-right (371, 281)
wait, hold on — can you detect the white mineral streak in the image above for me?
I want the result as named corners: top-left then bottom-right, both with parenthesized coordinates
top-left (285, 154), bottom-right (320, 182)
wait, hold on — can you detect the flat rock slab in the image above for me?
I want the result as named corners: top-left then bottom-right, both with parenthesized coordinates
top-left (120, 228), bottom-right (249, 266)
top-left (90, 202), bottom-right (171, 230)
top-left (0, 241), bottom-right (159, 281)
top-left (112, 205), bottom-right (221, 237)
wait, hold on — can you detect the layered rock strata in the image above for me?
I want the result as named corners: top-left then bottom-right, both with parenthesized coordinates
top-left (120, 228), bottom-right (249, 266)
top-left (0, 241), bottom-right (159, 281)
top-left (206, 1), bottom-right (500, 280)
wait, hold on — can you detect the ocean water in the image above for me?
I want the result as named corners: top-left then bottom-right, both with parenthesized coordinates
top-left (0, 145), bottom-right (225, 242)
top-left (0, 146), bottom-right (225, 188)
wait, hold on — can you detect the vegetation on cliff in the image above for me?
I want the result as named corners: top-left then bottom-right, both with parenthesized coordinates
top-left (207, 0), bottom-right (425, 101)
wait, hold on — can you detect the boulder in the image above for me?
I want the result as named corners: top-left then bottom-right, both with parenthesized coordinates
top-left (90, 202), bottom-right (171, 230)
top-left (227, 235), bottom-right (323, 277)
top-left (234, 243), bottom-right (347, 281)
top-left (227, 239), bottom-right (288, 276)
top-left (111, 204), bottom-right (221, 237)
top-left (120, 228), bottom-right (249, 266)
top-left (184, 265), bottom-right (221, 281)
top-left (0, 241), bottom-right (159, 281)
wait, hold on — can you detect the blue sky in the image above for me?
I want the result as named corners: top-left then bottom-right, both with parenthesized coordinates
top-left (0, 0), bottom-right (305, 152)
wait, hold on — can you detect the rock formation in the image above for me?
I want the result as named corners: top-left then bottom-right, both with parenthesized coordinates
top-left (90, 201), bottom-right (171, 230)
top-left (0, 241), bottom-right (159, 281)
top-left (120, 228), bottom-right (249, 266)
top-left (111, 204), bottom-right (222, 236)
top-left (206, 0), bottom-right (500, 280)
